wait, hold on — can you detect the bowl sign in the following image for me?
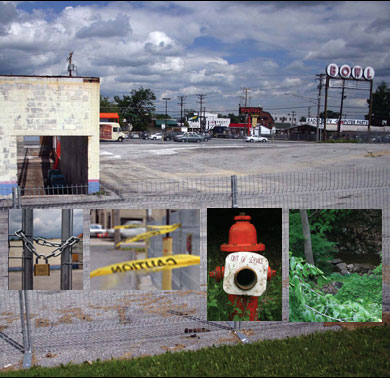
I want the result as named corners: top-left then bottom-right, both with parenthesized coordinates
top-left (326, 63), bottom-right (375, 80)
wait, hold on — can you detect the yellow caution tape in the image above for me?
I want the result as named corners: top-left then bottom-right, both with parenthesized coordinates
top-left (114, 224), bottom-right (145, 229)
top-left (115, 223), bottom-right (181, 248)
top-left (90, 254), bottom-right (200, 278)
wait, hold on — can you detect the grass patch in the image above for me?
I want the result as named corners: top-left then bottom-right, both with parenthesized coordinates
top-left (1, 326), bottom-right (389, 377)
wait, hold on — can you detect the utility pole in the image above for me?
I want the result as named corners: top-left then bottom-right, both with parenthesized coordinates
top-left (240, 87), bottom-right (251, 107)
top-left (323, 75), bottom-right (330, 142)
top-left (316, 74), bottom-right (325, 142)
top-left (177, 96), bottom-right (186, 127)
top-left (368, 79), bottom-right (374, 143)
top-left (162, 97), bottom-right (171, 143)
top-left (290, 111), bottom-right (296, 127)
top-left (337, 80), bottom-right (346, 137)
top-left (197, 94), bottom-right (206, 133)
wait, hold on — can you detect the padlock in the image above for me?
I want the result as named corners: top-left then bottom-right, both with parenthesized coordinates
top-left (34, 257), bottom-right (50, 276)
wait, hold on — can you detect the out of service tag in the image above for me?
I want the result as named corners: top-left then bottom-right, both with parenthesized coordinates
top-left (90, 254), bottom-right (200, 278)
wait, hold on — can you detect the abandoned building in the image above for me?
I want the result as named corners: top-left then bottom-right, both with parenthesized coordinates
top-left (0, 75), bottom-right (100, 195)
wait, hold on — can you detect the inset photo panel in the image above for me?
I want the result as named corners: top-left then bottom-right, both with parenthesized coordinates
top-left (289, 209), bottom-right (382, 322)
top-left (8, 208), bottom-right (84, 290)
top-left (89, 209), bottom-right (200, 290)
top-left (207, 208), bottom-right (282, 322)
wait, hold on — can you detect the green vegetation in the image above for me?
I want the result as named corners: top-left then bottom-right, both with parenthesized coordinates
top-left (289, 254), bottom-right (382, 322)
top-left (1, 327), bottom-right (389, 377)
top-left (114, 87), bottom-right (156, 131)
top-left (289, 210), bottom-right (382, 323)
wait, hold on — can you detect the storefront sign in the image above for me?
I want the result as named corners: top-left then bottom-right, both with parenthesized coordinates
top-left (326, 64), bottom-right (375, 80)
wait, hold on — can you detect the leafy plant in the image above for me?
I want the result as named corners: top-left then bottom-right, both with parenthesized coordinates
top-left (289, 254), bottom-right (382, 322)
top-left (289, 210), bottom-right (353, 274)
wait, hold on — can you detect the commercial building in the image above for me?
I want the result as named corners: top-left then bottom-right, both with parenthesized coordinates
top-left (188, 112), bottom-right (230, 131)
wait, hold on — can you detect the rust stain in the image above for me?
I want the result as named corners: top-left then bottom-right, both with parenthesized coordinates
top-left (383, 265), bottom-right (390, 284)
top-left (324, 312), bottom-right (390, 328)
top-left (161, 344), bottom-right (186, 352)
top-left (365, 150), bottom-right (390, 158)
top-left (35, 318), bottom-right (51, 328)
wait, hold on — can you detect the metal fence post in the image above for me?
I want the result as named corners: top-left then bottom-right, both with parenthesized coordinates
top-left (23, 290), bottom-right (32, 368)
top-left (18, 290), bottom-right (32, 369)
top-left (22, 209), bottom-right (33, 290)
top-left (12, 187), bottom-right (17, 209)
top-left (61, 209), bottom-right (73, 290)
top-left (18, 291), bottom-right (27, 354)
top-left (231, 175), bottom-right (238, 209)
top-left (230, 176), bottom-right (239, 331)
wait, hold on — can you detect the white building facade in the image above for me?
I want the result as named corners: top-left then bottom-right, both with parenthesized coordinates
top-left (188, 112), bottom-right (230, 131)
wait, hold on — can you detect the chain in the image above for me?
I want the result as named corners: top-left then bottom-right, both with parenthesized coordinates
top-left (14, 230), bottom-right (80, 261)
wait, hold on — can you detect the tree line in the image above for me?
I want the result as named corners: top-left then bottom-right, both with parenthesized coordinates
top-left (100, 82), bottom-right (390, 131)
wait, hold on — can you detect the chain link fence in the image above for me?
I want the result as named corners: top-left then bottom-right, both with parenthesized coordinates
top-left (0, 168), bottom-right (389, 370)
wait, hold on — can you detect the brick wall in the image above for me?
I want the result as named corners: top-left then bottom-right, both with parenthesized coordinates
top-left (0, 76), bottom-right (100, 194)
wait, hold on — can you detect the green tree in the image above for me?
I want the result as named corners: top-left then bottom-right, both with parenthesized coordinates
top-left (320, 110), bottom-right (340, 119)
top-left (228, 113), bottom-right (246, 123)
top-left (100, 96), bottom-right (118, 113)
top-left (155, 113), bottom-right (171, 120)
top-left (366, 81), bottom-right (390, 126)
top-left (114, 87), bottom-right (156, 131)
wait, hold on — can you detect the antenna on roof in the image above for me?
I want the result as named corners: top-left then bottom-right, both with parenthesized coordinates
top-left (67, 51), bottom-right (77, 77)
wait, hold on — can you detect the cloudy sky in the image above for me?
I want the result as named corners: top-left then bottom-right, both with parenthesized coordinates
top-left (9, 209), bottom-right (83, 238)
top-left (1, 1), bottom-right (389, 119)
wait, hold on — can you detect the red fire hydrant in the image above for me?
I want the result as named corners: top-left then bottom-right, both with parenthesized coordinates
top-left (209, 214), bottom-right (276, 321)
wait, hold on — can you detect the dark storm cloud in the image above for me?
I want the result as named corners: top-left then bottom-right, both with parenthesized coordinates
top-left (366, 17), bottom-right (390, 33)
top-left (76, 14), bottom-right (132, 39)
top-left (0, 2), bottom-right (18, 35)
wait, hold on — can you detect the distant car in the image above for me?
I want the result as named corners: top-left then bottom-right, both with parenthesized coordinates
top-left (174, 132), bottom-right (204, 143)
top-left (90, 224), bottom-right (107, 238)
top-left (107, 221), bottom-right (146, 240)
top-left (164, 131), bottom-right (183, 141)
top-left (245, 136), bottom-right (268, 143)
top-left (150, 133), bottom-right (163, 140)
top-left (200, 133), bottom-right (211, 141)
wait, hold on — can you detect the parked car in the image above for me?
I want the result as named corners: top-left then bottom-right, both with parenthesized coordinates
top-left (164, 131), bottom-right (183, 141)
top-left (150, 133), bottom-right (163, 140)
top-left (90, 224), bottom-right (107, 238)
top-left (245, 136), bottom-right (268, 143)
top-left (107, 221), bottom-right (146, 240)
top-left (200, 133), bottom-right (211, 141)
top-left (174, 132), bottom-right (205, 143)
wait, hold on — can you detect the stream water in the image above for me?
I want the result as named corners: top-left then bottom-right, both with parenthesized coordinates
top-left (335, 252), bottom-right (381, 266)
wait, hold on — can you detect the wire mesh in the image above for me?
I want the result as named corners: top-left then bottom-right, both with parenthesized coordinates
top-left (0, 169), bottom-right (388, 369)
